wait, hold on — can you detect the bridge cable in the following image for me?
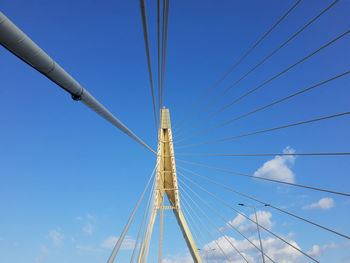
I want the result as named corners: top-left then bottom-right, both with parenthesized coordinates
top-left (158, 197), bottom-right (164, 263)
top-left (173, 0), bottom-right (303, 130)
top-left (176, 160), bottom-right (350, 197)
top-left (139, 0), bottom-right (158, 134)
top-left (175, 26), bottom-right (348, 138)
top-left (179, 168), bottom-right (350, 240)
top-left (130, 172), bottom-right (156, 263)
top-left (176, 70), bottom-right (350, 143)
top-left (178, 172), bottom-right (319, 262)
top-left (174, 0), bottom-right (339, 136)
top-left (160, 0), bottom-right (169, 108)
top-left (181, 191), bottom-right (225, 261)
top-left (178, 192), bottom-right (235, 263)
top-left (107, 166), bottom-right (156, 263)
top-left (136, 177), bottom-right (157, 263)
top-left (179, 186), bottom-right (249, 263)
top-left (157, 0), bottom-right (161, 111)
top-left (178, 173), bottom-right (276, 263)
top-left (181, 197), bottom-right (208, 249)
top-left (181, 203), bottom-right (204, 250)
top-left (176, 152), bottom-right (350, 157)
top-left (0, 12), bottom-right (156, 154)
top-left (160, 0), bottom-right (165, 109)
top-left (176, 110), bottom-right (350, 149)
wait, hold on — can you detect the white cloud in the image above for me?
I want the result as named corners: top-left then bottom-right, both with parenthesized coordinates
top-left (224, 210), bottom-right (274, 235)
top-left (101, 235), bottom-right (135, 250)
top-left (203, 235), bottom-right (302, 263)
top-left (83, 223), bottom-right (93, 235)
top-left (76, 244), bottom-right (101, 253)
top-left (229, 213), bottom-right (246, 228)
top-left (307, 243), bottom-right (337, 257)
top-left (163, 209), bottom-right (345, 263)
top-left (162, 253), bottom-right (193, 263)
top-left (77, 213), bottom-right (95, 235)
top-left (86, 213), bottom-right (94, 220)
top-left (48, 230), bottom-right (64, 246)
top-left (254, 146), bottom-right (296, 183)
top-left (205, 211), bottom-right (304, 262)
top-left (303, 198), bottom-right (334, 210)
top-left (35, 245), bottom-right (49, 263)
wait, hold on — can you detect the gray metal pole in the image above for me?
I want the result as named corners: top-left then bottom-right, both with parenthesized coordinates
top-left (254, 207), bottom-right (265, 263)
top-left (0, 11), bottom-right (155, 154)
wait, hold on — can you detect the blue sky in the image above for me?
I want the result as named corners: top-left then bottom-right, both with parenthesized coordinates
top-left (1, 0), bottom-right (350, 262)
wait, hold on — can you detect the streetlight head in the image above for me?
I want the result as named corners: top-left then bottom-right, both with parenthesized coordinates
top-left (238, 203), bottom-right (245, 206)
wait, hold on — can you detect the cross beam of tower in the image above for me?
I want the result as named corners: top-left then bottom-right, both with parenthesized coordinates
top-left (137, 109), bottom-right (203, 263)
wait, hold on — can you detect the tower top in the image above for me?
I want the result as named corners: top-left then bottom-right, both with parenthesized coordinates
top-left (160, 108), bottom-right (171, 129)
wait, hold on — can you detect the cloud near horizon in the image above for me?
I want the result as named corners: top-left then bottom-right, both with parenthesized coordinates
top-left (223, 210), bottom-right (274, 235)
top-left (303, 197), bottom-right (334, 210)
top-left (162, 209), bottom-right (343, 263)
top-left (101, 235), bottom-right (136, 250)
top-left (48, 230), bottom-right (64, 247)
top-left (254, 146), bottom-right (296, 183)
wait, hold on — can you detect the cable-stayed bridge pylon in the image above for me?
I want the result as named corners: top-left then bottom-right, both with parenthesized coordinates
top-left (137, 108), bottom-right (202, 263)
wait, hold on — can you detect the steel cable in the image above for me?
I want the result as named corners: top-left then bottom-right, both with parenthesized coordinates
top-left (178, 172), bottom-right (319, 262)
top-left (178, 192), bottom-right (234, 263)
top-left (178, 174), bottom-right (276, 263)
top-left (107, 166), bottom-right (156, 263)
top-left (0, 11), bottom-right (156, 154)
top-left (176, 152), bottom-right (350, 157)
top-left (139, 0), bottom-right (158, 134)
top-left (179, 168), bottom-right (350, 240)
top-left (137, 176), bottom-right (157, 262)
top-left (157, 0), bottom-right (161, 111)
top-left (175, 26), bottom-right (348, 138)
top-left (180, 186), bottom-right (248, 263)
top-left (176, 111), bottom-right (350, 149)
top-left (173, 0), bottom-right (303, 131)
top-left (176, 160), bottom-right (350, 197)
top-left (181, 192), bottom-right (225, 262)
top-left (160, 0), bottom-right (169, 108)
top-left (130, 173), bottom-right (156, 263)
top-left (179, 185), bottom-right (249, 263)
top-left (181, 203), bottom-right (204, 251)
top-left (176, 70), bottom-right (350, 143)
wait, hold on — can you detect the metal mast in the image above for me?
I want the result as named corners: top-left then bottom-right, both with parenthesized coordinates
top-left (137, 109), bottom-right (203, 263)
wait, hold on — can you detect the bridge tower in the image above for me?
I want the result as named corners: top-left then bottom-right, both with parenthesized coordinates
top-left (137, 108), bottom-right (203, 263)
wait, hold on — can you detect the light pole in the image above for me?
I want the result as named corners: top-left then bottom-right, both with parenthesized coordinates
top-left (198, 248), bottom-right (216, 263)
top-left (238, 203), bottom-right (270, 263)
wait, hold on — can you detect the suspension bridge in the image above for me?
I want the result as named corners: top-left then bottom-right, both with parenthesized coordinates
top-left (1, 0), bottom-right (350, 262)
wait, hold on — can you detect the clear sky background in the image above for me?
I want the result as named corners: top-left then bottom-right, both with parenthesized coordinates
top-left (1, 0), bottom-right (350, 262)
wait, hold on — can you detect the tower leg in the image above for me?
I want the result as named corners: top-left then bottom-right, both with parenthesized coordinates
top-left (173, 206), bottom-right (203, 262)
